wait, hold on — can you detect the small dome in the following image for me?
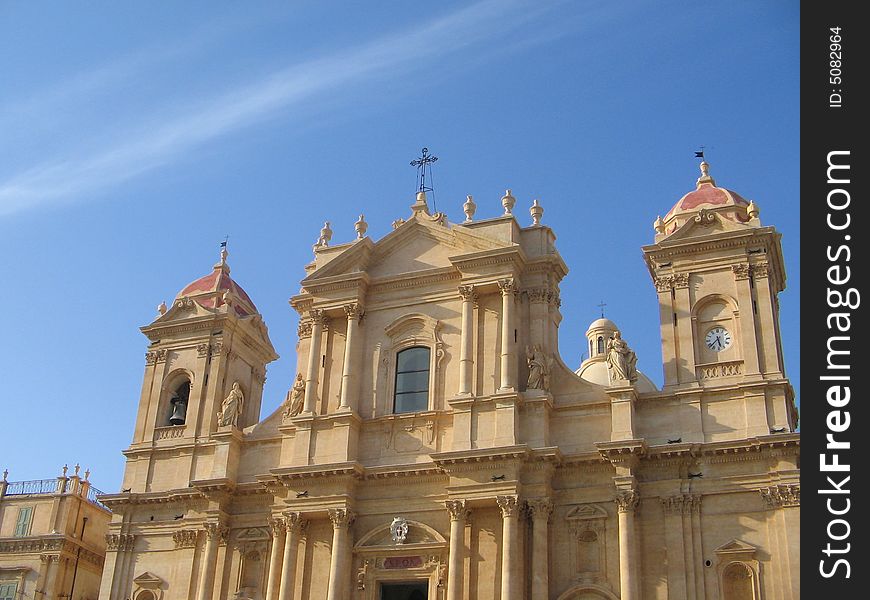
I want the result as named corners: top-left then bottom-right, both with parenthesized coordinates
top-left (575, 360), bottom-right (659, 393)
top-left (176, 249), bottom-right (257, 317)
top-left (587, 317), bottom-right (618, 332)
top-left (659, 161), bottom-right (753, 234)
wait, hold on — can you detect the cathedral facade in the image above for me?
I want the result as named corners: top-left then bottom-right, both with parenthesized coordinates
top-left (99, 162), bottom-right (799, 600)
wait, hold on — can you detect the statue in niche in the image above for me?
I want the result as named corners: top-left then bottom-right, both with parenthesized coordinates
top-left (526, 345), bottom-right (553, 391)
top-left (218, 382), bottom-right (244, 427)
top-left (606, 331), bottom-right (638, 383)
top-left (284, 374), bottom-right (306, 417)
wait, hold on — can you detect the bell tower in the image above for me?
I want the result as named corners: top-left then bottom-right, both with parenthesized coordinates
top-left (122, 247), bottom-right (278, 492)
top-left (642, 162), bottom-right (796, 432)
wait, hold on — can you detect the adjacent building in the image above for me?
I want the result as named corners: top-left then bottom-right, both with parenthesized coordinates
top-left (0, 466), bottom-right (110, 600)
top-left (98, 162), bottom-right (799, 600)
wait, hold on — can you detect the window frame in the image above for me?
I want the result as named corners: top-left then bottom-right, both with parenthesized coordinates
top-left (393, 346), bottom-right (432, 414)
top-left (14, 506), bottom-right (33, 537)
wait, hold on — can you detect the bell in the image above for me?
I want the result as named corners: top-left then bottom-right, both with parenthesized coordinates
top-left (169, 396), bottom-right (187, 425)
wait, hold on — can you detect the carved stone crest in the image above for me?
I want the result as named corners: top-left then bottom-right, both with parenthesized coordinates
top-left (390, 516), bottom-right (409, 544)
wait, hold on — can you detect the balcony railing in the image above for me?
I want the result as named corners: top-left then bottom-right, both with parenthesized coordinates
top-left (4, 478), bottom-right (58, 495)
top-left (3, 478), bottom-right (110, 511)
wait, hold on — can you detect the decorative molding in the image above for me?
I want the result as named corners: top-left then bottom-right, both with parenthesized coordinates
top-left (173, 529), bottom-right (200, 549)
top-left (759, 483), bottom-right (800, 508)
top-left (203, 522), bottom-right (228, 542)
top-left (497, 495), bottom-right (520, 518)
top-left (197, 342), bottom-right (211, 358)
top-left (297, 320), bottom-right (313, 339)
top-left (145, 349), bottom-right (167, 365)
top-left (105, 533), bottom-right (136, 552)
top-left (660, 494), bottom-right (701, 515)
top-left (525, 497), bottom-right (554, 521)
top-left (672, 272), bottom-right (690, 289)
top-left (731, 263), bottom-right (752, 280)
top-left (268, 517), bottom-right (286, 537)
top-left (153, 425), bottom-right (186, 441)
top-left (654, 276), bottom-right (673, 292)
top-left (753, 262), bottom-right (770, 278)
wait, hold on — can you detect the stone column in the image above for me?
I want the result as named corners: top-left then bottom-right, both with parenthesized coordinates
top-left (661, 496), bottom-right (689, 599)
top-left (278, 513), bottom-right (307, 600)
top-left (326, 508), bottom-right (355, 600)
top-left (732, 264), bottom-right (761, 375)
top-left (526, 498), bottom-right (553, 599)
top-left (303, 309), bottom-right (325, 414)
top-left (616, 490), bottom-right (640, 600)
top-left (445, 500), bottom-right (469, 600)
top-left (265, 518), bottom-right (286, 600)
top-left (458, 286), bottom-right (476, 396)
top-left (497, 495), bottom-right (520, 600)
top-left (672, 273), bottom-right (696, 383)
top-left (196, 523), bottom-right (225, 600)
top-left (498, 279), bottom-right (516, 391)
top-left (339, 303), bottom-right (363, 411)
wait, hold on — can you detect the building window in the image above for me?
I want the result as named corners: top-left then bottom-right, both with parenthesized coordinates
top-left (0, 583), bottom-right (18, 600)
top-left (596, 336), bottom-right (604, 355)
top-left (394, 347), bottom-right (430, 414)
top-left (14, 507), bottom-right (33, 537)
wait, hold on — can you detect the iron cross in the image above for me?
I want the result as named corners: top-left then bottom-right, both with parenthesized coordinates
top-left (410, 147), bottom-right (438, 193)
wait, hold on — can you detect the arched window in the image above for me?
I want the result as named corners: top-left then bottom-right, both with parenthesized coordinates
top-left (168, 379), bottom-right (191, 426)
top-left (394, 347), bottom-right (430, 414)
top-left (596, 336), bottom-right (604, 355)
top-left (135, 592), bottom-right (156, 600)
top-left (722, 562), bottom-right (755, 600)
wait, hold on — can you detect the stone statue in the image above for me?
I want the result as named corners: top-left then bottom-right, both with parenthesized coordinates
top-left (606, 331), bottom-right (638, 383)
top-left (284, 373), bottom-right (306, 417)
top-left (526, 344), bottom-right (553, 391)
top-left (218, 382), bottom-right (244, 427)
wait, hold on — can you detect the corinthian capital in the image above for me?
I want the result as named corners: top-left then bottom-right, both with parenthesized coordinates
top-left (445, 499), bottom-right (470, 522)
top-left (525, 498), bottom-right (554, 521)
top-left (458, 285), bottom-right (477, 302)
top-left (497, 495), bottom-right (520, 518)
top-left (328, 508), bottom-right (355, 529)
top-left (497, 278), bottom-right (516, 296)
top-left (344, 303), bottom-right (364, 320)
top-left (615, 490), bottom-right (640, 513)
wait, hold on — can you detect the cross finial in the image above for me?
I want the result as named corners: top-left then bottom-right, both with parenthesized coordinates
top-left (597, 300), bottom-right (607, 318)
top-left (410, 147), bottom-right (438, 194)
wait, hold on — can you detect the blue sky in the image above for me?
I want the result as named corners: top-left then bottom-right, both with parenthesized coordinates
top-left (0, 1), bottom-right (799, 491)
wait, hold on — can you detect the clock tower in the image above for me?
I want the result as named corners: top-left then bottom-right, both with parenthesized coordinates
top-left (642, 161), bottom-right (796, 433)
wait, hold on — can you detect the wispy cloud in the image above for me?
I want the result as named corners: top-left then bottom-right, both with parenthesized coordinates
top-left (0, 0), bottom-right (561, 217)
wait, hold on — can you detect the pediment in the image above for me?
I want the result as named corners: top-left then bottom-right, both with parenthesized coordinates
top-left (133, 572), bottom-right (163, 589)
top-left (235, 527), bottom-right (270, 541)
top-left (565, 504), bottom-right (608, 521)
top-left (715, 539), bottom-right (757, 558)
top-left (306, 217), bottom-right (511, 282)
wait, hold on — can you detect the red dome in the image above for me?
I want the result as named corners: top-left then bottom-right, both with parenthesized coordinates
top-left (665, 182), bottom-right (749, 220)
top-left (176, 253), bottom-right (257, 317)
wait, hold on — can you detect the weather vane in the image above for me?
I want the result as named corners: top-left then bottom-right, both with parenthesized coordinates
top-left (410, 147), bottom-right (438, 194)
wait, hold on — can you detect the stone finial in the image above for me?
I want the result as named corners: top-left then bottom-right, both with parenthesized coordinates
top-left (2, 469), bottom-right (7, 482)
top-left (501, 189), bottom-right (516, 215)
top-left (315, 221), bottom-right (333, 248)
top-left (696, 160), bottom-right (715, 187)
top-left (654, 215), bottom-right (665, 234)
top-left (62, 464), bottom-right (68, 477)
top-left (747, 200), bottom-right (760, 219)
top-left (391, 218), bottom-right (405, 230)
top-left (463, 195), bottom-right (476, 222)
top-left (354, 214), bottom-right (368, 239)
top-left (157, 301), bottom-right (167, 316)
top-left (530, 198), bottom-right (543, 226)
top-left (411, 191), bottom-right (430, 215)
top-left (84, 469), bottom-right (91, 481)
top-left (74, 463), bottom-right (81, 477)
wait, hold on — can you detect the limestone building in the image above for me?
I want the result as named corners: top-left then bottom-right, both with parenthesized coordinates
top-left (99, 162), bottom-right (799, 600)
top-left (0, 466), bottom-right (111, 600)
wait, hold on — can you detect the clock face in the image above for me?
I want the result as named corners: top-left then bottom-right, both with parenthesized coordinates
top-left (705, 326), bottom-right (732, 352)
